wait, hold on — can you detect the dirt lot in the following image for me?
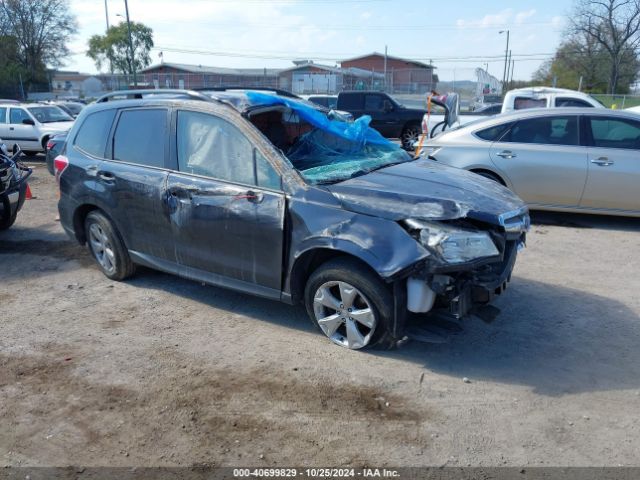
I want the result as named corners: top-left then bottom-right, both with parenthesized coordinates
top-left (1, 160), bottom-right (639, 468)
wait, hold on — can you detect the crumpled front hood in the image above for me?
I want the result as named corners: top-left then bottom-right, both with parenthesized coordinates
top-left (326, 159), bottom-right (526, 224)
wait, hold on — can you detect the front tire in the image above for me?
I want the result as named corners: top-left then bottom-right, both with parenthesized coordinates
top-left (304, 258), bottom-right (394, 350)
top-left (84, 210), bottom-right (136, 280)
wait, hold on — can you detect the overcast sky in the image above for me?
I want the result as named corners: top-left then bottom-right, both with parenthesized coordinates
top-left (66, 0), bottom-right (574, 81)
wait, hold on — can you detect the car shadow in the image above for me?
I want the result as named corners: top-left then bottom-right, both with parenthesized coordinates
top-left (129, 268), bottom-right (640, 397)
top-left (381, 276), bottom-right (640, 396)
top-left (530, 210), bottom-right (640, 232)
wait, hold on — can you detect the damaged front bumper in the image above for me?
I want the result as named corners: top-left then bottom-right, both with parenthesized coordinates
top-left (391, 209), bottom-right (528, 342)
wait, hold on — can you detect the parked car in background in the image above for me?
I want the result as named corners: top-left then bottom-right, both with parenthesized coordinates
top-left (46, 133), bottom-right (67, 175)
top-left (422, 108), bottom-right (640, 217)
top-left (472, 103), bottom-right (502, 115)
top-left (0, 103), bottom-right (74, 156)
top-left (0, 143), bottom-right (31, 230)
top-left (501, 87), bottom-right (605, 113)
top-left (56, 89), bottom-right (528, 350)
top-left (304, 94), bottom-right (338, 109)
top-left (625, 105), bottom-right (640, 115)
top-left (336, 91), bottom-right (427, 149)
top-left (49, 101), bottom-right (85, 118)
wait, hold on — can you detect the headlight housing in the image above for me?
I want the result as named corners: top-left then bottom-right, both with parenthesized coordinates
top-left (405, 219), bottom-right (499, 264)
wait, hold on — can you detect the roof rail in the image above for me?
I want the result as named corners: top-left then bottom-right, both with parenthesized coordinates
top-left (194, 86), bottom-right (300, 99)
top-left (95, 89), bottom-right (213, 103)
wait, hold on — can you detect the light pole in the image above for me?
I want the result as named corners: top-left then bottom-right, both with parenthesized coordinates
top-left (123, 0), bottom-right (137, 86)
top-left (499, 30), bottom-right (509, 93)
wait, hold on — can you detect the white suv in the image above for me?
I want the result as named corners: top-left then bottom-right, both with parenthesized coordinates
top-left (0, 103), bottom-right (74, 156)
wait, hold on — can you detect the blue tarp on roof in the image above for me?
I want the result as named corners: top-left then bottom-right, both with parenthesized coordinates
top-left (245, 91), bottom-right (394, 148)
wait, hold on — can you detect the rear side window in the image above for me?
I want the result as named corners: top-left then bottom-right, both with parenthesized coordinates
top-left (555, 97), bottom-right (594, 108)
top-left (475, 122), bottom-right (514, 141)
top-left (513, 97), bottom-right (547, 110)
top-left (74, 109), bottom-right (116, 158)
top-left (113, 109), bottom-right (167, 167)
top-left (338, 94), bottom-right (362, 110)
top-left (0, 107), bottom-right (6, 123)
top-left (364, 94), bottom-right (384, 111)
top-left (504, 116), bottom-right (579, 146)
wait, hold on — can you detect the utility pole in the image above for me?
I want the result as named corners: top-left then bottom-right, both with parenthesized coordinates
top-left (104, 0), bottom-right (110, 29)
top-left (506, 50), bottom-right (512, 90)
top-left (499, 30), bottom-right (509, 93)
top-left (124, 0), bottom-right (137, 87)
top-left (383, 45), bottom-right (388, 92)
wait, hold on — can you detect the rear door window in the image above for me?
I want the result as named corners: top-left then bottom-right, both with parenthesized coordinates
top-left (364, 94), bottom-right (385, 111)
top-left (338, 94), bottom-right (362, 110)
top-left (0, 107), bottom-right (7, 123)
top-left (74, 109), bottom-right (116, 158)
top-left (504, 116), bottom-right (579, 146)
top-left (588, 116), bottom-right (640, 150)
top-left (112, 109), bottom-right (168, 167)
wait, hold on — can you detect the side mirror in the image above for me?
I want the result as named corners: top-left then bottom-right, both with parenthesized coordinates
top-left (22, 118), bottom-right (35, 126)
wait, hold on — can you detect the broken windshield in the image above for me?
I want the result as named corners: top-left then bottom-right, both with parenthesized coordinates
top-left (245, 91), bottom-right (412, 185)
top-left (287, 128), bottom-right (411, 184)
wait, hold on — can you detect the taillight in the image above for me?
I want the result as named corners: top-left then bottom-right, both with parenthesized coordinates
top-left (46, 140), bottom-right (55, 150)
top-left (53, 155), bottom-right (69, 181)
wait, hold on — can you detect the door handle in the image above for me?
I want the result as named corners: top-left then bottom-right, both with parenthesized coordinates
top-left (234, 190), bottom-right (264, 203)
top-left (591, 157), bottom-right (614, 166)
top-left (168, 186), bottom-right (198, 199)
top-left (496, 150), bottom-right (517, 159)
top-left (97, 171), bottom-right (115, 182)
top-left (9, 127), bottom-right (14, 131)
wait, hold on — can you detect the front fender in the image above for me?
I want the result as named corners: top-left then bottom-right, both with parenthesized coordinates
top-left (286, 197), bottom-right (429, 287)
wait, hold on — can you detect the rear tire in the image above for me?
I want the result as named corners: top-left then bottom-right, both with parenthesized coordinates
top-left (304, 257), bottom-right (394, 350)
top-left (84, 210), bottom-right (136, 280)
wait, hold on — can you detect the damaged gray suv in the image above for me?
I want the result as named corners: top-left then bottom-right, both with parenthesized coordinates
top-left (57, 89), bottom-right (529, 350)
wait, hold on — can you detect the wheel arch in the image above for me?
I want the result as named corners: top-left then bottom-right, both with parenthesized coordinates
top-left (287, 247), bottom-right (386, 305)
top-left (468, 167), bottom-right (508, 186)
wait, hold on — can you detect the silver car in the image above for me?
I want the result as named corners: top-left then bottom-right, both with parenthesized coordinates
top-left (423, 108), bottom-right (640, 217)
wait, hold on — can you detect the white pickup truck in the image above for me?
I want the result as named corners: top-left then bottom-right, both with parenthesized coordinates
top-left (424, 86), bottom-right (606, 138)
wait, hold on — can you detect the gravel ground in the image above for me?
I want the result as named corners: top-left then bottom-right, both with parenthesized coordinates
top-left (1, 159), bottom-right (639, 468)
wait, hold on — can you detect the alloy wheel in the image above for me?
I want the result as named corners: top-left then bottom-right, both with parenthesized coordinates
top-left (88, 223), bottom-right (116, 274)
top-left (312, 281), bottom-right (377, 349)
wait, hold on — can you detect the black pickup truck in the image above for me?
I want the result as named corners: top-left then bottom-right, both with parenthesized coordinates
top-left (336, 91), bottom-right (426, 150)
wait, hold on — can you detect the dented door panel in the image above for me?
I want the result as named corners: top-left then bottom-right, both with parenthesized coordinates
top-left (166, 173), bottom-right (285, 290)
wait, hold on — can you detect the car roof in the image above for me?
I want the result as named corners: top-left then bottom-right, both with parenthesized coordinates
top-left (447, 107), bottom-right (640, 135)
top-left (93, 88), bottom-right (327, 114)
top-left (505, 86), bottom-right (590, 95)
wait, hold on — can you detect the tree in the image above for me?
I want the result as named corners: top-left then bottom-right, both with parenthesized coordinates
top-left (533, 32), bottom-right (640, 93)
top-left (0, 0), bottom-right (77, 85)
top-left (87, 22), bottom-right (154, 76)
top-left (570, 0), bottom-right (640, 93)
